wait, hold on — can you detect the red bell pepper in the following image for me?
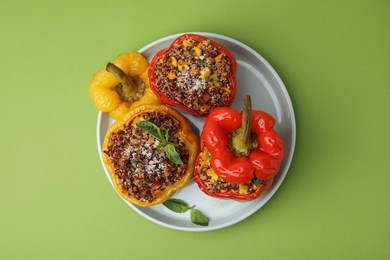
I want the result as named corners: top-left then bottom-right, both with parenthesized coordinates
top-left (148, 34), bottom-right (237, 117)
top-left (194, 96), bottom-right (284, 200)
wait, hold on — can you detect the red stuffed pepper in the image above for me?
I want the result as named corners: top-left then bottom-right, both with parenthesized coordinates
top-left (194, 96), bottom-right (284, 200)
top-left (148, 34), bottom-right (237, 117)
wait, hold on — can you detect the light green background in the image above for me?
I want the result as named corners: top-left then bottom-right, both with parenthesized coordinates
top-left (1, 0), bottom-right (389, 259)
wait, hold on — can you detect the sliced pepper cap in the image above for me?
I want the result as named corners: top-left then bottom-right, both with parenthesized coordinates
top-left (106, 62), bottom-right (145, 103)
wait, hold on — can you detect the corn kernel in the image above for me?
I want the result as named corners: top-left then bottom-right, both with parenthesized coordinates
top-left (200, 67), bottom-right (211, 79)
top-left (239, 184), bottom-right (249, 194)
top-left (222, 86), bottom-right (231, 93)
top-left (167, 71), bottom-right (176, 80)
top-left (214, 54), bottom-right (223, 62)
top-left (170, 56), bottom-right (178, 67)
top-left (192, 46), bottom-right (202, 56)
top-left (206, 168), bottom-right (219, 181)
top-left (201, 149), bottom-right (208, 161)
top-left (200, 149), bottom-right (211, 167)
top-left (178, 62), bottom-right (188, 72)
top-left (183, 39), bottom-right (194, 46)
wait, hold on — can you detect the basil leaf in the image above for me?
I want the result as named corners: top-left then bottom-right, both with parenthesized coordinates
top-left (136, 121), bottom-right (164, 141)
top-left (190, 208), bottom-right (209, 226)
top-left (163, 198), bottom-right (189, 213)
top-left (156, 142), bottom-right (164, 152)
top-left (164, 129), bottom-right (170, 142)
top-left (165, 143), bottom-right (183, 165)
top-left (164, 198), bottom-right (211, 226)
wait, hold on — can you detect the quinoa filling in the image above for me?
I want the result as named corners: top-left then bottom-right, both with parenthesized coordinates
top-left (104, 111), bottom-right (189, 203)
top-left (152, 38), bottom-right (232, 115)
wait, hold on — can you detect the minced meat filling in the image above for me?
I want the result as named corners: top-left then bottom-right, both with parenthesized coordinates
top-left (195, 146), bottom-right (264, 195)
top-left (152, 38), bottom-right (232, 115)
top-left (104, 111), bottom-right (189, 203)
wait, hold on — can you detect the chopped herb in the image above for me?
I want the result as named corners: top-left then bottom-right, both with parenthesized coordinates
top-left (189, 49), bottom-right (195, 56)
top-left (254, 178), bottom-right (263, 187)
top-left (131, 160), bottom-right (139, 170)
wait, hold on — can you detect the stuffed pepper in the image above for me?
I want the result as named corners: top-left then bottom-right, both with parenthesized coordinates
top-left (148, 34), bottom-right (237, 117)
top-left (194, 96), bottom-right (284, 200)
top-left (102, 104), bottom-right (198, 207)
top-left (89, 51), bottom-right (161, 120)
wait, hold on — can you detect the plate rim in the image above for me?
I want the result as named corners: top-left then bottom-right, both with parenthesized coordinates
top-left (96, 32), bottom-right (296, 232)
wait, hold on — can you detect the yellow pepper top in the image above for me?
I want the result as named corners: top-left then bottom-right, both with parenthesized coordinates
top-left (89, 51), bottom-right (161, 120)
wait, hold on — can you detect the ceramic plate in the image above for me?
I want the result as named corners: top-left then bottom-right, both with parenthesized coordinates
top-left (97, 32), bottom-right (296, 231)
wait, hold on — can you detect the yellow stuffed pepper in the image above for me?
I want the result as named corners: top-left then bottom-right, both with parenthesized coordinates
top-left (89, 51), bottom-right (161, 120)
top-left (102, 104), bottom-right (199, 207)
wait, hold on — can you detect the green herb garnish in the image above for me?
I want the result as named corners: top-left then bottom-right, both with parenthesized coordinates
top-left (162, 198), bottom-right (190, 213)
top-left (254, 178), bottom-right (263, 187)
top-left (136, 121), bottom-right (183, 164)
top-left (136, 120), bottom-right (164, 140)
top-left (189, 49), bottom-right (195, 56)
top-left (131, 160), bottom-right (139, 170)
top-left (190, 208), bottom-right (210, 226)
top-left (165, 143), bottom-right (184, 164)
top-left (163, 198), bottom-right (210, 226)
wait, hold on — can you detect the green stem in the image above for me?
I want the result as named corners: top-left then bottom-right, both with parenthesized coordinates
top-left (106, 62), bottom-right (145, 103)
top-left (229, 95), bottom-right (256, 156)
top-left (241, 95), bottom-right (252, 150)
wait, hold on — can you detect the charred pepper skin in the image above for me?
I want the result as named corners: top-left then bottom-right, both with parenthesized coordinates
top-left (148, 34), bottom-right (237, 117)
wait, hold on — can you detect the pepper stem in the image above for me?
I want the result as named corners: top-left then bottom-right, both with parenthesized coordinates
top-left (229, 95), bottom-right (257, 156)
top-left (106, 62), bottom-right (145, 103)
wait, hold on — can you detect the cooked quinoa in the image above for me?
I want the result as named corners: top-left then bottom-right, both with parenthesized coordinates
top-left (104, 111), bottom-right (189, 203)
top-left (152, 38), bottom-right (233, 115)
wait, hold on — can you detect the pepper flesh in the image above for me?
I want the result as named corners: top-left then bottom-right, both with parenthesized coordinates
top-left (89, 51), bottom-right (161, 120)
top-left (102, 104), bottom-right (199, 207)
top-left (148, 34), bottom-right (237, 117)
top-left (194, 96), bottom-right (284, 200)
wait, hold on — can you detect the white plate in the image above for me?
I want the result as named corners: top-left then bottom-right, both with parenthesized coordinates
top-left (97, 32), bottom-right (296, 231)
